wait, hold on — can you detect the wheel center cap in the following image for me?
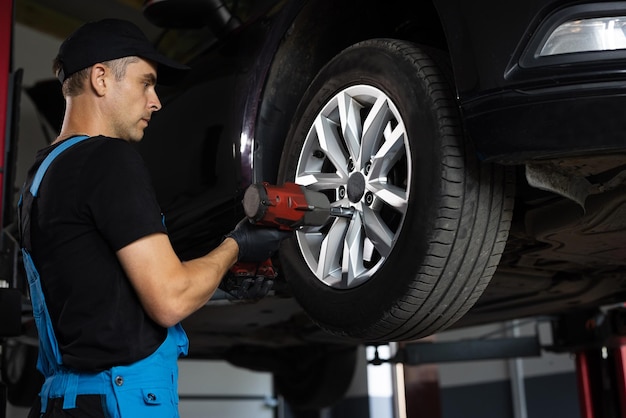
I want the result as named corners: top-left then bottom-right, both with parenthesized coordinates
top-left (347, 173), bottom-right (366, 203)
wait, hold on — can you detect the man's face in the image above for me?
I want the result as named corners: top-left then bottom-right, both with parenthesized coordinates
top-left (107, 58), bottom-right (161, 142)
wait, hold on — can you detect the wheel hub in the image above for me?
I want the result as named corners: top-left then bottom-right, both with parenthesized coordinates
top-left (347, 172), bottom-right (365, 203)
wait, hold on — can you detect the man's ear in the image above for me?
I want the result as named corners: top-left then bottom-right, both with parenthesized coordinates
top-left (90, 63), bottom-right (108, 96)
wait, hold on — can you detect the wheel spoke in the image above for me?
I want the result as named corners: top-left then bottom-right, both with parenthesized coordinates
top-left (363, 237), bottom-right (375, 262)
top-left (367, 182), bottom-right (408, 212)
top-left (361, 205), bottom-right (394, 258)
top-left (360, 95), bottom-right (391, 164)
top-left (338, 92), bottom-right (363, 163)
top-left (314, 115), bottom-right (348, 178)
top-left (316, 217), bottom-right (349, 284)
top-left (296, 172), bottom-right (345, 189)
top-left (369, 121), bottom-right (405, 181)
top-left (341, 214), bottom-right (364, 287)
top-left (366, 121), bottom-right (408, 212)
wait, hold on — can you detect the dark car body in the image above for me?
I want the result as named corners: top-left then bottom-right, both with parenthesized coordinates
top-left (141, 0), bottom-right (626, 340)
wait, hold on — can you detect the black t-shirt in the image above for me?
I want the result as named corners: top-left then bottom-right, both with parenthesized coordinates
top-left (23, 136), bottom-right (168, 372)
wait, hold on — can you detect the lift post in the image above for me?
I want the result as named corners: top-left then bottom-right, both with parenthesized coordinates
top-left (0, 1), bottom-right (17, 417)
top-left (0, 0), bottom-right (13, 229)
top-left (549, 307), bottom-right (626, 418)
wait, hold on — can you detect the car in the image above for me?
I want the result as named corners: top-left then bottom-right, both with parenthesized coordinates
top-left (4, 0), bottom-right (626, 411)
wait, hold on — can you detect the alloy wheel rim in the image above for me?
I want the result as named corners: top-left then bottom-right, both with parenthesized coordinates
top-left (295, 84), bottom-right (411, 289)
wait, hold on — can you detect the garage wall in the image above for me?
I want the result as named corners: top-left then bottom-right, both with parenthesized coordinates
top-left (13, 23), bottom-right (58, 188)
top-left (178, 360), bottom-right (274, 417)
top-left (435, 321), bottom-right (581, 418)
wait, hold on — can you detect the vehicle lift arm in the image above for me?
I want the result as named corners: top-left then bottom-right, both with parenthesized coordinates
top-left (369, 307), bottom-right (626, 418)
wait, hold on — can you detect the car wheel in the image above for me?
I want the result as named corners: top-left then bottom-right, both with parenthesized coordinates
top-left (277, 39), bottom-right (514, 341)
top-left (224, 344), bottom-right (357, 410)
top-left (1, 339), bottom-right (42, 407)
top-left (274, 346), bottom-right (356, 410)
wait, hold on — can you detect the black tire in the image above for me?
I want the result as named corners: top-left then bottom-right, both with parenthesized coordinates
top-left (277, 39), bottom-right (514, 341)
top-left (274, 346), bottom-right (356, 410)
top-left (1, 340), bottom-right (42, 407)
top-left (224, 344), bottom-right (356, 410)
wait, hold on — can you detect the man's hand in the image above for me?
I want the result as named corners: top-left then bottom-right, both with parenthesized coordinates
top-left (226, 219), bottom-right (291, 262)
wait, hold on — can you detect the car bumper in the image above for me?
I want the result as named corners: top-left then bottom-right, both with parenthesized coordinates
top-left (464, 80), bottom-right (626, 162)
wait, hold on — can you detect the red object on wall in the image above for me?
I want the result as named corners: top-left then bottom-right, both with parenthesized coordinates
top-left (0, 0), bottom-right (14, 227)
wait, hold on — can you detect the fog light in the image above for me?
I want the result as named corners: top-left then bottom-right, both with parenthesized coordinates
top-left (539, 16), bottom-right (626, 56)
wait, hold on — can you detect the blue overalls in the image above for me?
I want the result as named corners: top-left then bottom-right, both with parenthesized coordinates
top-left (18, 136), bottom-right (189, 417)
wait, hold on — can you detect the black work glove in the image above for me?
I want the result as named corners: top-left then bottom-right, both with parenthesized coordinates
top-left (220, 276), bottom-right (274, 300)
top-left (225, 219), bottom-right (291, 262)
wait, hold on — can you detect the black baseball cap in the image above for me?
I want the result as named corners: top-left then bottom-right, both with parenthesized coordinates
top-left (55, 18), bottom-right (189, 85)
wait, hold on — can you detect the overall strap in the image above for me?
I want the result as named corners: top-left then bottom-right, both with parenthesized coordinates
top-left (18, 135), bottom-right (89, 413)
top-left (30, 135), bottom-right (90, 196)
top-left (19, 136), bottom-right (90, 251)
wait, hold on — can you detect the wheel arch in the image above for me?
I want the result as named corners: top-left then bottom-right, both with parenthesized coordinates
top-left (253, 0), bottom-right (452, 184)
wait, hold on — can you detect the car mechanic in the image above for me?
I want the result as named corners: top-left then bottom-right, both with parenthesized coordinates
top-left (17, 18), bottom-right (289, 418)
